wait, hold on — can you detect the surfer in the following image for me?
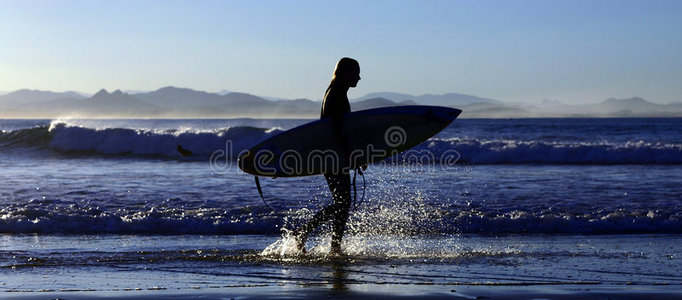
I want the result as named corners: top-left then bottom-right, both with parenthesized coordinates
top-left (177, 145), bottom-right (192, 157)
top-left (295, 57), bottom-right (361, 255)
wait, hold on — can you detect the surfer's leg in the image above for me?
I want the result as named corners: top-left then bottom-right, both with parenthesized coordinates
top-left (296, 203), bottom-right (336, 242)
top-left (294, 172), bottom-right (351, 253)
top-left (294, 174), bottom-right (340, 251)
top-left (327, 172), bottom-right (352, 254)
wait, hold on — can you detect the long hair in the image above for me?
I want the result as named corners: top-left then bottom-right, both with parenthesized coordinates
top-left (329, 57), bottom-right (360, 88)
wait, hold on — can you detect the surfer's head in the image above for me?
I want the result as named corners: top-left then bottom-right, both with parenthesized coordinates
top-left (332, 57), bottom-right (361, 88)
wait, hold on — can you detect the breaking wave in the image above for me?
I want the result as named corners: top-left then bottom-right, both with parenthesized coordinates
top-left (0, 122), bottom-right (281, 159)
top-left (407, 138), bottom-right (682, 164)
top-left (1, 121), bottom-right (680, 164)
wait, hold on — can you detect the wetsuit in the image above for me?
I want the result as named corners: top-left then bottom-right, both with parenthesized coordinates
top-left (297, 84), bottom-right (352, 252)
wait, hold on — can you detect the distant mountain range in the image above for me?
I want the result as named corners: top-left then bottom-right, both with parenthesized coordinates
top-left (1, 87), bottom-right (680, 118)
top-left (356, 92), bottom-right (499, 106)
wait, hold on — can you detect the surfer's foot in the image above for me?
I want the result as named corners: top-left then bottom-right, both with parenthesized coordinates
top-left (329, 242), bottom-right (342, 256)
top-left (294, 233), bottom-right (306, 254)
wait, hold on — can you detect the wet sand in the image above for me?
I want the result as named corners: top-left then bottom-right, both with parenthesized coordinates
top-left (4, 284), bottom-right (682, 300)
top-left (2, 234), bottom-right (681, 299)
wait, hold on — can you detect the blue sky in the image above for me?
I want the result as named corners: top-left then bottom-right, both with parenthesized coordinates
top-left (1, 0), bottom-right (681, 104)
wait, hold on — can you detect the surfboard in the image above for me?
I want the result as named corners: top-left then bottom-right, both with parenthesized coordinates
top-left (238, 105), bottom-right (461, 177)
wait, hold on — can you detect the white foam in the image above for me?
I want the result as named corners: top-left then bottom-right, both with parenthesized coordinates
top-left (260, 232), bottom-right (305, 257)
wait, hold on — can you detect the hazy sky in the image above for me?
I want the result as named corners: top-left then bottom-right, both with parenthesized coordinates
top-left (1, 0), bottom-right (681, 104)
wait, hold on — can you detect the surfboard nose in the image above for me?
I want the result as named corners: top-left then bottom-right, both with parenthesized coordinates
top-left (442, 107), bottom-right (462, 121)
top-left (426, 106), bottom-right (461, 128)
top-left (421, 106), bottom-right (461, 121)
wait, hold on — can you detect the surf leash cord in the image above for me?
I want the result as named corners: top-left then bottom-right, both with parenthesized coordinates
top-left (254, 166), bottom-right (366, 215)
top-left (352, 167), bottom-right (366, 210)
top-left (254, 175), bottom-right (279, 214)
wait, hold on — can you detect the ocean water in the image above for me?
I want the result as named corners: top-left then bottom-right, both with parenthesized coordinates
top-left (1, 118), bottom-right (681, 295)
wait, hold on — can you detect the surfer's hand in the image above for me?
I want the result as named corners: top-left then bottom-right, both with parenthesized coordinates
top-left (361, 164), bottom-right (367, 171)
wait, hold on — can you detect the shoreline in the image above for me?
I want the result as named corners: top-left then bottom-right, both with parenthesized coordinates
top-left (2, 234), bottom-right (681, 299)
top-left (4, 284), bottom-right (682, 300)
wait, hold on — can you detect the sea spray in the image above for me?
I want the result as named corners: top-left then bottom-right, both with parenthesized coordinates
top-left (260, 168), bottom-right (462, 257)
top-left (260, 231), bottom-right (306, 257)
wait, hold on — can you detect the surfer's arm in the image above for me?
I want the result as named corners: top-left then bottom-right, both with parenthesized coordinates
top-left (330, 115), bottom-right (351, 156)
top-left (332, 119), bottom-right (366, 171)
top-left (321, 88), bottom-right (352, 166)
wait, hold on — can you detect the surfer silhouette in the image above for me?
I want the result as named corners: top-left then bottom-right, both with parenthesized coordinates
top-left (295, 57), bottom-right (361, 255)
top-left (177, 145), bottom-right (192, 157)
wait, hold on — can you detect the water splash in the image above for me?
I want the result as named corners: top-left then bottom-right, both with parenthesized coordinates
top-left (260, 231), bottom-right (305, 257)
